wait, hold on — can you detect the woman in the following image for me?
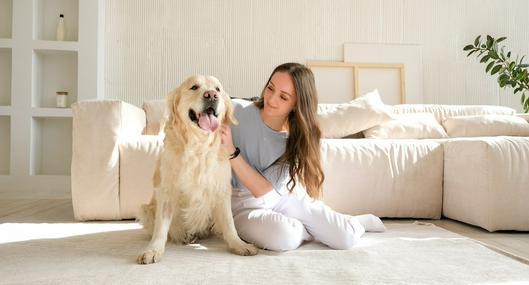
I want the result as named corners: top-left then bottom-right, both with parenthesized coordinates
top-left (221, 62), bottom-right (385, 251)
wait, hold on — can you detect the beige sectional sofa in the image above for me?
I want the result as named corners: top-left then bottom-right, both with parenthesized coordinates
top-left (71, 98), bottom-right (529, 232)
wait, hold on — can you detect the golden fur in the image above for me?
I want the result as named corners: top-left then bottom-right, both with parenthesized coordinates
top-left (137, 75), bottom-right (258, 264)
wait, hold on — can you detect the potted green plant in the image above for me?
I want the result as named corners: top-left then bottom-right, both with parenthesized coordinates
top-left (464, 35), bottom-right (529, 112)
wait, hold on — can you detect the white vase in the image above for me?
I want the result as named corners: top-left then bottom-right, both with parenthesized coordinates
top-left (56, 14), bottom-right (65, 41)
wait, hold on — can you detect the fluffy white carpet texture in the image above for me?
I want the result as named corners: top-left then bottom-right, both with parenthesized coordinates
top-left (0, 221), bottom-right (528, 284)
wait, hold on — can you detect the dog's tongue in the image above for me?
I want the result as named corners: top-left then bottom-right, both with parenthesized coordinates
top-left (198, 113), bottom-right (219, 133)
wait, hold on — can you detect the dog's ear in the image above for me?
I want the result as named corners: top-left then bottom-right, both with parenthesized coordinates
top-left (167, 87), bottom-right (181, 127)
top-left (166, 85), bottom-right (189, 144)
top-left (223, 93), bottom-right (238, 125)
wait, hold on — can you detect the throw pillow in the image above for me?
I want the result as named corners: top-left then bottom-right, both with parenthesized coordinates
top-left (363, 113), bottom-right (449, 139)
top-left (317, 90), bottom-right (393, 138)
top-left (442, 115), bottom-right (529, 137)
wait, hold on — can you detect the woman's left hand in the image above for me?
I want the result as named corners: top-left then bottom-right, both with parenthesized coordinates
top-left (220, 124), bottom-right (236, 154)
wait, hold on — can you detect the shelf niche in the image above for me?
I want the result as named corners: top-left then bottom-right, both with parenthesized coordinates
top-left (32, 49), bottom-right (77, 108)
top-left (34, 0), bottom-right (78, 41)
top-left (0, 48), bottom-right (11, 106)
top-left (30, 116), bottom-right (72, 175)
top-left (0, 116), bottom-right (10, 175)
top-left (0, 0), bottom-right (12, 39)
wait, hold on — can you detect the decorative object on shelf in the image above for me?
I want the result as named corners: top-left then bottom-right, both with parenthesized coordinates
top-left (464, 35), bottom-right (529, 113)
top-left (56, 14), bottom-right (65, 41)
top-left (56, 91), bottom-right (68, 108)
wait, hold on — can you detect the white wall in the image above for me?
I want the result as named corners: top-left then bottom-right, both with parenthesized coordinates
top-left (104, 0), bottom-right (529, 112)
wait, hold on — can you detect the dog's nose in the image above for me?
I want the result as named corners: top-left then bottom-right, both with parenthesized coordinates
top-left (203, 91), bottom-right (218, 100)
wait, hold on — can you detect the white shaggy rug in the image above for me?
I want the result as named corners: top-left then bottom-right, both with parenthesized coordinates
top-left (0, 221), bottom-right (528, 284)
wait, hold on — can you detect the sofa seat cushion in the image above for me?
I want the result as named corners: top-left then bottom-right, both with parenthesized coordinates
top-left (321, 139), bottom-right (444, 219)
top-left (443, 137), bottom-right (529, 231)
top-left (119, 135), bottom-right (164, 219)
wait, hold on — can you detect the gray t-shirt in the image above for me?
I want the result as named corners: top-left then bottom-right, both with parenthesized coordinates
top-left (230, 99), bottom-right (290, 195)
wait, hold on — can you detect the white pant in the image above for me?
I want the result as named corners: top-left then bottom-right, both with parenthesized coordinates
top-left (231, 189), bottom-right (365, 251)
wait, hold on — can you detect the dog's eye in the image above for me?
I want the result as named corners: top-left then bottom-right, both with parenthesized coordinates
top-left (190, 84), bottom-right (199, 90)
top-left (215, 87), bottom-right (220, 92)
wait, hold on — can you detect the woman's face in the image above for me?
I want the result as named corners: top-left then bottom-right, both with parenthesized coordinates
top-left (262, 72), bottom-right (297, 119)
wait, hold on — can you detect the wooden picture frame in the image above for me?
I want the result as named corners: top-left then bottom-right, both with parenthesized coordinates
top-left (307, 61), bottom-right (406, 105)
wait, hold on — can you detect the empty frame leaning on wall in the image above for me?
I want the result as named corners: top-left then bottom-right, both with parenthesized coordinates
top-left (307, 61), bottom-right (406, 105)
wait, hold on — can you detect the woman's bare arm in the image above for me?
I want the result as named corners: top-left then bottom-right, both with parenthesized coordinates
top-left (221, 124), bottom-right (273, 198)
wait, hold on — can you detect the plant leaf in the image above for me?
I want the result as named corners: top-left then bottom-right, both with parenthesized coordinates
top-left (486, 61), bottom-right (495, 73)
top-left (474, 35), bottom-right (481, 47)
top-left (491, 65), bottom-right (502, 75)
top-left (463, 45), bottom-right (474, 51)
top-left (497, 36), bottom-right (507, 43)
top-left (486, 35), bottom-right (493, 48)
top-left (480, 55), bottom-right (490, 63)
top-left (488, 50), bottom-right (499, 60)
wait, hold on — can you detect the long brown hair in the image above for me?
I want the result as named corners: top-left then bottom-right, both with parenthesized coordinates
top-left (255, 62), bottom-right (325, 199)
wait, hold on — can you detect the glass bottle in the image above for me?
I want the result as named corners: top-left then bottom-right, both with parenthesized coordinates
top-left (56, 14), bottom-right (65, 41)
top-left (56, 91), bottom-right (68, 108)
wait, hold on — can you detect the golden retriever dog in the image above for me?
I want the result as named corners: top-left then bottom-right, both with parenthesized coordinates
top-left (137, 75), bottom-right (258, 264)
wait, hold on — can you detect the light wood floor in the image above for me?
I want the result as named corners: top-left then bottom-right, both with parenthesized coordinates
top-left (1, 198), bottom-right (528, 264)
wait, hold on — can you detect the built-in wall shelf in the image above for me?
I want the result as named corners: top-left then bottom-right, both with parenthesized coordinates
top-left (34, 0), bottom-right (78, 42)
top-left (31, 107), bottom-right (72, 117)
top-left (0, 106), bottom-right (11, 116)
top-left (0, 39), bottom-right (13, 48)
top-left (0, 0), bottom-right (103, 197)
top-left (30, 117), bottom-right (72, 176)
top-left (0, 48), bottom-right (11, 106)
top-left (32, 49), bottom-right (77, 108)
top-left (0, 116), bottom-right (9, 175)
top-left (0, 0), bottom-right (12, 39)
top-left (33, 40), bottom-right (79, 52)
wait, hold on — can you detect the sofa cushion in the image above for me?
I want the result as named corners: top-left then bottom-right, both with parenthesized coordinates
top-left (443, 115), bottom-right (529, 137)
top-left (143, 100), bottom-right (167, 135)
top-left (317, 90), bottom-right (393, 138)
top-left (72, 100), bottom-right (146, 221)
top-left (443, 137), bottom-right (529, 231)
top-left (363, 113), bottom-right (448, 139)
top-left (516, 113), bottom-right (529, 123)
top-left (119, 135), bottom-right (164, 219)
top-left (321, 139), bottom-right (444, 219)
top-left (392, 104), bottom-right (516, 123)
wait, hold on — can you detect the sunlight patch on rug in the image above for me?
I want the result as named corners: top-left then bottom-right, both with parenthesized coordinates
top-left (0, 222), bottom-right (142, 244)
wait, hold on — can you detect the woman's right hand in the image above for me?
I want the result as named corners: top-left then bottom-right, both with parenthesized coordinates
top-left (220, 124), bottom-right (236, 154)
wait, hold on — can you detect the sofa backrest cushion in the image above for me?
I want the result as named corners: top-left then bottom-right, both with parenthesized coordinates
top-left (392, 104), bottom-right (516, 123)
top-left (317, 89), bottom-right (393, 138)
top-left (363, 113), bottom-right (449, 139)
top-left (517, 113), bottom-right (529, 123)
top-left (442, 115), bottom-right (529, 137)
top-left (143, 100), bottom-right (167, 135)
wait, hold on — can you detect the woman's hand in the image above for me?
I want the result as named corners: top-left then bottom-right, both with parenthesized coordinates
top-left (220, 124), bottom-right (236, 154)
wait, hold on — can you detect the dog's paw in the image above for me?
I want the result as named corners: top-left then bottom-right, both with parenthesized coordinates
top-left (230, 243), bottom-right (258, 256)
top-left (136, 249), bottom-right (163, 264)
